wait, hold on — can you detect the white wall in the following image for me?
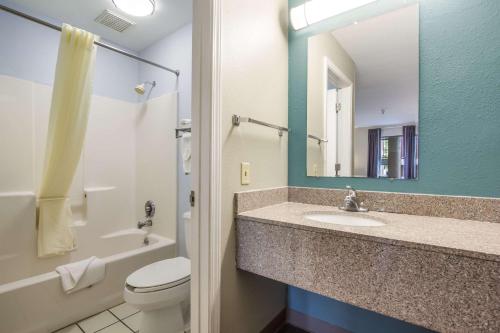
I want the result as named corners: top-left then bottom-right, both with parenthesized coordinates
top-left (354, 127), bottom-right (369, 177)
top-left (220, 0), bottom-right (289, 331)
top-left (0, 8), bottom-right (140, 103)
top-left (0, 5), bottom-right (193, 258)
top-left (0, 75), bottom-right (178, 258)
top-left (307, 32), bottom-right (356, 176)
top-left (135, 93), bottom-right (178, 239)
top-left (0, 76), bottom-right (34, 192)
top-left (139, 24), bottom-right (192, 257)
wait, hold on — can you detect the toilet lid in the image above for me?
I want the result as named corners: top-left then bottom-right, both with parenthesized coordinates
top-left (126, 257), bottom-right (190, 290)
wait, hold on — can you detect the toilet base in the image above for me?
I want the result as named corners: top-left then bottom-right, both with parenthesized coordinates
top-left (140, 304), bottom-right (185, 333)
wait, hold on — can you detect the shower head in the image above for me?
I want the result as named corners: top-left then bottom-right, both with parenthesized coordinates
top-left (134, 81), bottom-right (156, 95)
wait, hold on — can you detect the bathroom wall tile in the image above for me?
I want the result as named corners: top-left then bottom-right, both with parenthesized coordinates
top-left (96, 322), bottom-right (132, 333)
top-left (234, 187), bottom-right (288, 214)
top-left (54, 324), bottom-right (83, 333)
top-left (359, 190), bottom-right (500, 223)
top-left (288, 187), bottom-right (345, 207)
top-left (108, 303), bottom-right (139, 320)
top-left (78, 311), bottom-right (117, 333)
top-left (122, 312), bottom-right (141, 332)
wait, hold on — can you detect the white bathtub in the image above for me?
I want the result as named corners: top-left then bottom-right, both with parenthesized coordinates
top-left (0, 228), bottom-right (175, 333)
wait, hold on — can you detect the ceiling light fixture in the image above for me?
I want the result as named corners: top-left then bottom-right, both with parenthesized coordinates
top-left (112, 0), bottom-right (156, 17)
top-left (290, 0), bottom-right (377, 30)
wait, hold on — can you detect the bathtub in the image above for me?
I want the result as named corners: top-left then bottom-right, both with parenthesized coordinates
top-left (0, 228), bottom-right (175, 333)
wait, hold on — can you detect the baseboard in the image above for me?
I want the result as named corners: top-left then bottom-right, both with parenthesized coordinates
top-left (287, 309), bottom-right (351, 333)
top-left (260, 308), bottom-right (287, 333)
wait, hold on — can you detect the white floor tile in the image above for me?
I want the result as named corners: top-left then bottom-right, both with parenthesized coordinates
top-left (97, 322), bottom-right (132, 333)
top-left (54, 324), bottom-right (83, 333)
top-left (109, 303), bottom-right (139, 319)
top-left (78, 311), bottom-right (118, 333)
top-left (122, 312), bottom-right (142, 332)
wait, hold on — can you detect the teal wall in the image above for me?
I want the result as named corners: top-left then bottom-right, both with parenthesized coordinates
top-left (289, 287), bottom-right (433, 333)
top-left (287, 1), bottom-right (500, 332)
top-left (288, 0), bottom-right (500, 198)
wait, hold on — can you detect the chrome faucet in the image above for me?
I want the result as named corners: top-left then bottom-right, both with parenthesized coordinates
top-left (339, 186), bottom-right (368, 212)
top-left (137, 217), bottom-right (153, 229)
top-left (137, 200), bottom-right (155, 229)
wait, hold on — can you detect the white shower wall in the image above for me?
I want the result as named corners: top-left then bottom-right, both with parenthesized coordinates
top-left (135, 93), bottom-right (178, 239)
top-left (0, 74), bottom-right (177, 244)
top-left (139, 23), bottom-right (192, 257)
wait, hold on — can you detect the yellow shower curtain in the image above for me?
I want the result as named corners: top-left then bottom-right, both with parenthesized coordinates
top-left (37, 24), bottom-right (97, 258)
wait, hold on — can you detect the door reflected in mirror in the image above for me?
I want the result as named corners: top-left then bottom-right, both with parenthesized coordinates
top-left (306, 4), bottom-right (419, 179)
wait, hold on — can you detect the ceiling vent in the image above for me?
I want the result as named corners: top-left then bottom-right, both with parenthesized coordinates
top-left (94, 10), bottom-right (135, 32)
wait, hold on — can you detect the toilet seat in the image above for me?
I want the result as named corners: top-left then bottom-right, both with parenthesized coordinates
top-left (126, 257), bottom-right (190, 293)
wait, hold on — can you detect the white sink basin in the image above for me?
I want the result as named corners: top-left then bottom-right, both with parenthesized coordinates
top-left (304, 213), bottom-right (385, 227)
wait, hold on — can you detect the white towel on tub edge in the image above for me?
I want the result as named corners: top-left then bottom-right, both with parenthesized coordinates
top-left (56, 256), bottom-right (105, 294)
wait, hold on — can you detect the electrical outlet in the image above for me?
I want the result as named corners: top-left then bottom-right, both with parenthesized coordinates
top-left (241, 162), bottom-right (250, 185)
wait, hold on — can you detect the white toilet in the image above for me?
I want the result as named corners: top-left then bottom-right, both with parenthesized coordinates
top-left (124, 211), bottom-right (191, 333)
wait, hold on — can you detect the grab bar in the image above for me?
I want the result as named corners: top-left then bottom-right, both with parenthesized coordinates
top-left (232, 114), bottom-right (289, 137)
top-left (308, 134), bottom-right (328, 144)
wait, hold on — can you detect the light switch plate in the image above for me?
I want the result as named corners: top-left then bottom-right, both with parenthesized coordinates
top-left (241, 162), bottom-right (250, 185)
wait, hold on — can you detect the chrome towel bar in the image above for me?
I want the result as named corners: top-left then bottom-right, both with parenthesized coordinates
top-left (232, 115), bottom-right (289, 137)
top-left (308, 134), bottom-right (328, 144)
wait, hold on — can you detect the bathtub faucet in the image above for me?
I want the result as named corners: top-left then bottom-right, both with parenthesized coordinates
top-left (138, 200), bottom-right (155, 229)
top-left (138, 201), bottom-right (155, 245)
top-left (137, 217), bottom-right (153, 229)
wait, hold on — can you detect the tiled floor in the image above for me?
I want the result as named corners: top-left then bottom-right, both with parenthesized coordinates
top-left (54, 303), bottom-right (141, 333)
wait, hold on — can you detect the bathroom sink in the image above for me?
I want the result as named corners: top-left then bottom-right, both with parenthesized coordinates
top-left (304, 213), bottom-right (385, 227)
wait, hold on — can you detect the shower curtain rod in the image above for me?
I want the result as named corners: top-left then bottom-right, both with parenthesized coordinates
top-left (0, 4), bottom-right (180, 77)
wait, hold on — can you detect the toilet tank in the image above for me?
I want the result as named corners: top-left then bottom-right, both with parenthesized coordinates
top-left (183, 211), bottom-right (191, 258)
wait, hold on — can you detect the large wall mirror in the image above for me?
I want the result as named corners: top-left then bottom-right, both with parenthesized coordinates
top-left (306, 4), bottom-right (419, 179)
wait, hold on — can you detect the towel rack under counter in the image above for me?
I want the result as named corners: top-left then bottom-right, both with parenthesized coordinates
top-left (308, 134), bottom-right (328, 144)
top-left (232, 114), bottom-right (289, 137)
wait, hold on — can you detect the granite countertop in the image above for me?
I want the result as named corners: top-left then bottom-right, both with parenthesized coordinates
top-left (237, 202), bottom-right (500, 262)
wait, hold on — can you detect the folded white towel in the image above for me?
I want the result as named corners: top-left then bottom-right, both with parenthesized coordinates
top-left (181, 132), bottom-right (192, 174)
top-left (56, 256), bottom-right (105, 294)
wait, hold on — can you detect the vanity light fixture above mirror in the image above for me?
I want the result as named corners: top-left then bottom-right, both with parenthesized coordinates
top-left (290, 0), bottom-right (376, 30)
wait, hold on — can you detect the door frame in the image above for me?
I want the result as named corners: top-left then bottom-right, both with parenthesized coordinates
top-left (191, 0), bottom-right (222, 332)
top-left (323, 56), bottom-right (353, 177)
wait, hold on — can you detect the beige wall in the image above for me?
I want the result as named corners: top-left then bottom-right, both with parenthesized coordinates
top-left (307, 32), bottom-right (356, 176)
top-left (220, 0), bottom-right (289, 331)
